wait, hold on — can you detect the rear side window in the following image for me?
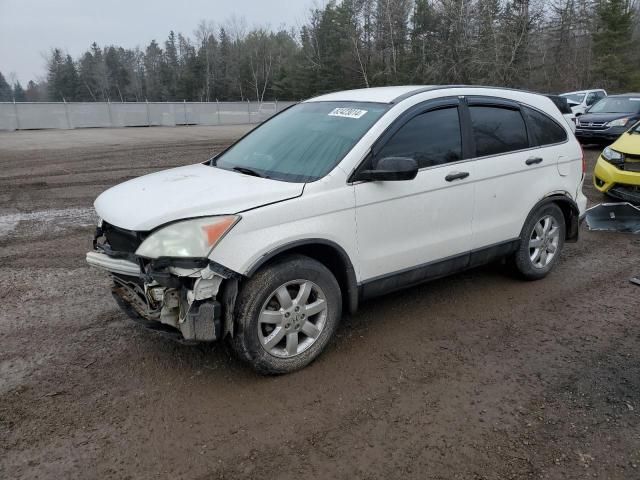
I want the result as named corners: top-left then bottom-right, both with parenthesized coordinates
top-left (523, 107), bottom-right (567, 146)
top-left (469, 106), bottom-right (528, 157)
top-left (377, 107), bottom-right (462, 168)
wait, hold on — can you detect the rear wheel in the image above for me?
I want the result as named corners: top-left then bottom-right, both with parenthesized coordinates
top-left (230, 254), bottom-right (341, 374)
top-left (512, 203), bottom-right (566, 280)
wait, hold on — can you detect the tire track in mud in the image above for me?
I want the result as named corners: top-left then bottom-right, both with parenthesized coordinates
top-left (0, 141), bottom-right (229, 172)
top-left (0, 164), bottom-right (185, 183)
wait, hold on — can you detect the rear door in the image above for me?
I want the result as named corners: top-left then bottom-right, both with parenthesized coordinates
top-left (466, 97), bottom-right (567, 251)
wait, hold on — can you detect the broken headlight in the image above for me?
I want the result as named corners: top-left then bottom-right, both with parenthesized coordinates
top-left (135, 215), bottom-right (240, 259)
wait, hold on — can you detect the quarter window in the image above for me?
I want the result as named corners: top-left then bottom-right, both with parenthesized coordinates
top-left (376, 107), bottom-right (462, 168)
top-left (523, 107), bottom-right (567, 146)
top-left (469, 106), bottom-right (528, 157)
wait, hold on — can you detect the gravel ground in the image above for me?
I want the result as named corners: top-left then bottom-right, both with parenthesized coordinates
top-left (0, 126), bottom-right (638, 479)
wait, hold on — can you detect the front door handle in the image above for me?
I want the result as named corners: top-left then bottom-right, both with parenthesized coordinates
top-left (526, 157), bottom-right (543, 166)
top-left (445, 171), bottom-right (470, 182)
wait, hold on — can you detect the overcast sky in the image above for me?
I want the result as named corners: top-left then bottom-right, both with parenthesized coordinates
top-left (0, 0), bottom-right (318, 85)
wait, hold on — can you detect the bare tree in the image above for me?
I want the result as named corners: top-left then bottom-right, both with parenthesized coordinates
top-left (195, 20), bottom-right (216, 101)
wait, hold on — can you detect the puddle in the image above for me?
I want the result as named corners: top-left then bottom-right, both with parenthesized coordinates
top-left (0, 207), bottom-right (96, 238)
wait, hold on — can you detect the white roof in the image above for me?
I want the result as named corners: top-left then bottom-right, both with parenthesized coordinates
top-left (561, 89), bottom-right (604, 95)
top-left (304, 86), bottom-right (567, 121)
top-left (306, 86), bottom-right (431, 104)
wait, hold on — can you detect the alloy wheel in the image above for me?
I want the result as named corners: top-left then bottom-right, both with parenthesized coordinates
top-left (257, 280), bottom-right (328, 358)
top-left (529, 215), bottom-right (560, 269)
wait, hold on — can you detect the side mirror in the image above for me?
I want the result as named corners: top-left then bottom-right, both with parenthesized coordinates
top-left (575, 112), bottom-right (583, 117)
top-left (358, 157), bottom-right (419, 182)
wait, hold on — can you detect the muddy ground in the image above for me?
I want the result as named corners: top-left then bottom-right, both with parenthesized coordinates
top-left (0, 126), bottom-right (638, 479)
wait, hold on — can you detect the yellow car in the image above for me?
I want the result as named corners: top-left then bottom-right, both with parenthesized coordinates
top-left (593, 121), bottom-right (640, 203)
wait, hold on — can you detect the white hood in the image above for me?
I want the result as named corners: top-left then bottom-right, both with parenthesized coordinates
top-left (94, 163), bottom-right (303, 231)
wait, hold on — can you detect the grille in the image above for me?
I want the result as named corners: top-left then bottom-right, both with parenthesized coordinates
top-left (624, 161), bottom-right (640, 172)
top-left (577, 121), bottom-right (608, 130)
top-left (102, 222), bottom-right (145, 254)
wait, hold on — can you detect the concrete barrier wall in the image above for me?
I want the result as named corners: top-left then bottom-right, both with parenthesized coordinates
top-left (0, 101), bottom-right (296, 131)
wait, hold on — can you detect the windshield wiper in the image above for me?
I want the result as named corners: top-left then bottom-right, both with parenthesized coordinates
top-left (231, 166), bottom-right (265, 178)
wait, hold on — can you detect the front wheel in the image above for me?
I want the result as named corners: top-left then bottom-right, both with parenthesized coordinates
top-left (230, 254), bottom-right (341, 374)
top-left (512, 203), bottom-right (566, 280)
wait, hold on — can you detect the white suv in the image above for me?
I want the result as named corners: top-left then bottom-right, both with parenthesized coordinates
top-left (560, 89), bottom-right (607, 115)
top-left (87, 86), bottom-right (588, 374)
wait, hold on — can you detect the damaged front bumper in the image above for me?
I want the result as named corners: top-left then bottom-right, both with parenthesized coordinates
top-left (86, 239), bottom-right (239, 343)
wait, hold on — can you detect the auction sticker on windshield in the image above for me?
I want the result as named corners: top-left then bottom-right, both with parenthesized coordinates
top-left (328, 108), bottom-right (368, 119)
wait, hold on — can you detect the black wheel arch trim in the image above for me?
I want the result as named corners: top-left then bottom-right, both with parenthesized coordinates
top-left (245, 238), bottom-right (359, 314)
top-left (525, 193), bottom-right (580, 242)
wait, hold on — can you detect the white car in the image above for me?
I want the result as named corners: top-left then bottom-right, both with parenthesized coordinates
top-left (560, 89), bottom-right (607, 115)
top-left (87, 86), bottom-right (588, 374)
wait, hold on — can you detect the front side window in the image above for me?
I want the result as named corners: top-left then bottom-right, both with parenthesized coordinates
top-left (214, 101), bottom-right (389, 182)
top-left (523, 107), bottom-right (567, 146)
top-left (469, 106), bottom-right (528, 157)
top-left (376, 107), bottom-right (462, 168)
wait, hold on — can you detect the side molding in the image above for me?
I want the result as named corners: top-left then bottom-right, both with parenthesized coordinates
top-left (358, 239), bottom-right (520, 301)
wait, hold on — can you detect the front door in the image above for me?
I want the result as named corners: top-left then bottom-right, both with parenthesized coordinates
top-left (354, 101), bottom-right (476, 292)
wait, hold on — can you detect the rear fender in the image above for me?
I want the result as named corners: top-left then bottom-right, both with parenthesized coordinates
top-left (525, 193), bottom-right (580, 242)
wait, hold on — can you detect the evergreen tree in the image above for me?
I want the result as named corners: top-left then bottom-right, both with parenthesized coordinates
top-left (144, 40), bottom-right (167, 100)
top-left (592, 0), bottom-right (635, 90)
top-left (0, 71), bottom-right (12, 101)
top-left (16, 2), bottom-right (640, 103)
top-left (47, 49), bottom-right (79, 101)
top-left (13, 81), bottom-right (26, 101)
top-left (164, 31), bottom-right (180, 99)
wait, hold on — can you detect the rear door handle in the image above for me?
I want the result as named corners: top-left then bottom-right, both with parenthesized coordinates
top-left (526, 157), bottom-right (543, 166)
top-left (445, 171), bottom-right (470, 182)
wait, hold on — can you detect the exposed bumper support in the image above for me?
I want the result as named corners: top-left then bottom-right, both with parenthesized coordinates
top-left (86, 251), bottom-right (140, 277)
top-left (87, 248), bottom-right (229, 342)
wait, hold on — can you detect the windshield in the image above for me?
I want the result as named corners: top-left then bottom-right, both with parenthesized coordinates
top-left (632, 121), bottom-right (640, 133)
top-left (214, 101), bottom-right (389, 182)
top-left (561, 93), bottom-right (585, 103)
top-left (588, 97), bottom-right (640, 114)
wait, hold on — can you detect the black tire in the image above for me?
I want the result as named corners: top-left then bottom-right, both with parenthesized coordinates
top-left (230, 254), bottom-right (341, 375)
top-left (512, 203), bottom-right (566, 280)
